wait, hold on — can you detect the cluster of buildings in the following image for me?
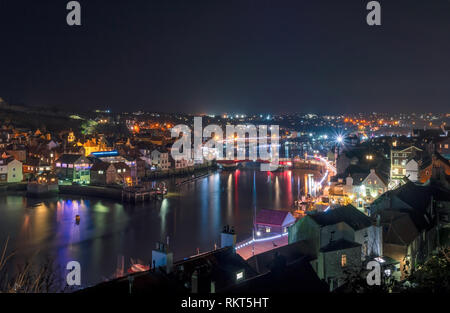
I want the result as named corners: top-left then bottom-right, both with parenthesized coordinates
top-left (79, 227), bottom-right (329, 294)
top-left (282, 128), bottom-right (450, 291)
top-left (325, 129), bottom-right (450, 213)
top-left (0, 123), bottom-right (212, 188)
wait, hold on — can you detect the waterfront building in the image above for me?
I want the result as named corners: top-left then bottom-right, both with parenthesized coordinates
top-left (54, 154), bottom-right (92, 184)
top-left (255, 209), bottom-right (296, 235)
top-left (90, 161), bottom-right (131, 186)
top-left (22, 157), bottom-right (52, 177)
top-left (159, 150), bottom-right (171, 170)
top-left (0, 156), bottom-right (23, 183)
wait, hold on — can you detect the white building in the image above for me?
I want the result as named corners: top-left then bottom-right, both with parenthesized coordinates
top-left (159, 151), bottom-right (171, 170)
top-left (0, 157), bottom-right (23, 183)
top-left (405, 159), bottom-right (419, 182)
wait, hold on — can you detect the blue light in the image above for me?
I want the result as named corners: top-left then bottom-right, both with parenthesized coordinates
top-left (91, 150), bottom-right (119, 157)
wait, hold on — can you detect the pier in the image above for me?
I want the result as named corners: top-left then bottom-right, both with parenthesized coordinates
top-left (121, 184), bottom-right (167, 203)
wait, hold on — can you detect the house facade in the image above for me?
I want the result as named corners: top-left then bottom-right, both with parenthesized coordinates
top-left (390, 145), bottom-right (423, 188)
top-left (55, 154), bottom-right (92, 184)
top-left (328, 169), bottom-right (388, 212)
top-left (0, 157), bottom-right (23, 183)
top-left (255, 209), bottom-right (296, 235)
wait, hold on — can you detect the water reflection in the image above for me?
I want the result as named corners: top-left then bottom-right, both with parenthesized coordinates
top-left (0, 168), bottom-right (320, 287)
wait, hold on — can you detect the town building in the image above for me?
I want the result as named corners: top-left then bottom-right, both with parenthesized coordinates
top-left (369, 180), bottom-right (450, 278)
top-left (328, 169), bottom-right (388, 211)
top-left (0, 156), bottom-right (23, 183)
top-left (288, 204), bottom-right (382, 291)
top-left (90, 161), bottom-right (131, 185)
top-left (390, 145), bottom-right (423, 187)
top-left (55, 154), bottom-right (92, 184)
top-left (435, 136), bottom-right (450, 159)
top-left (255, 209), bottom-right (296, 235)
top-left (6, 144), bottom-right (27, 162)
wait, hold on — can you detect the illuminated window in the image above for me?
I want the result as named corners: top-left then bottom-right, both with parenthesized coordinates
top-left (236, 270), bottom-right (244, 281)
top-left (341, 254), bottom-right (347, 267)
top-left (265, 227), bottom-right (271, 233)
top-left (98, 170), bottom-right (104, 174)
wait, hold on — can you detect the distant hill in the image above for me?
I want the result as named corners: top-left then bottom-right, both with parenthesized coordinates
top-left (0, 98), bottom-right (83, 132)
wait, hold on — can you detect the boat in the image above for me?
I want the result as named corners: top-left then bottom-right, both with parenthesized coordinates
top-left (220, 162), bottom-right (239, 170)
top-left (156, 182), bottom-right (168, 195)
top-left (127, 263), bottom-right (150, 273)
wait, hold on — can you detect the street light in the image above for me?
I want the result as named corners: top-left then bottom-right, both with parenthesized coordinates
top-left (336, 135), bottom-right (344, 143)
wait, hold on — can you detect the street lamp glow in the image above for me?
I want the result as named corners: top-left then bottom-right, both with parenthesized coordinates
top-left (336, 135), bottom-right (344, 143)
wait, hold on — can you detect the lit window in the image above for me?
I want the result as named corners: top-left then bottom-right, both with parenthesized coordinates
top-left (98, 170), bottom-right (104, 174)
top-left (265, 227), bottom-right (271, 233)
top-left (56, 163), bottom-right (61, 167)
top-left (341, 254), bottom-right (347, 267)
top-left (236, 270), bottom-right (244, 281)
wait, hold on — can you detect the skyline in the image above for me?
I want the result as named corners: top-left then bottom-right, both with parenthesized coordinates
top-left (1, 0), bottom-right (450, 114)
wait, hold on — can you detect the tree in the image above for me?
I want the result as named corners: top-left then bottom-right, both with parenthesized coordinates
top-left (400, 248), bottom-right (450, 293)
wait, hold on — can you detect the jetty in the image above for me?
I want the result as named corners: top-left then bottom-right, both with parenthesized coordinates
top-left (121, 183), bottom-right (167, 203)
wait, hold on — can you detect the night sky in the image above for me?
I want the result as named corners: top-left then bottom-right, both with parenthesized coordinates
top-left (0, 0), bottom-right (449, 114)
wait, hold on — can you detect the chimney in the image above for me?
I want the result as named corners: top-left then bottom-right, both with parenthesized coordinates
top-left (220, 225), bottom-right (237, 249)
top-left (191, 270), bottom-right (198, 293)
top-left (151, 241), bottom-right (174, 274)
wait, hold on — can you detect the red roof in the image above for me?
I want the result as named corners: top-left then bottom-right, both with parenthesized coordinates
top-left (256, 209), bottom-right (291, 226)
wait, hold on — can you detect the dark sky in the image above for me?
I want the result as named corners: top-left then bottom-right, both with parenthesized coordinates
top-left (0, 0), bottom-right (449, 114)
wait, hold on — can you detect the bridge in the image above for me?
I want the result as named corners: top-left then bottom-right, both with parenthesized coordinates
top-left (216, 158), bottom-right (292, 165)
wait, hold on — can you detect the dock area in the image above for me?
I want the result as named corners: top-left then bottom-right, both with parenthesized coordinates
top-left (121, 185), bottom-right (167, 203)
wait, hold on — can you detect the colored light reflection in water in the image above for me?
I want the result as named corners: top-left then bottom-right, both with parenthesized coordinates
top-left (0, 168), bottom-right (320, 287)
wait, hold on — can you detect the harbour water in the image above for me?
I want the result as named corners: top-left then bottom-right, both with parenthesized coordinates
top-left (0, 168), bottom-right (320, 288)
